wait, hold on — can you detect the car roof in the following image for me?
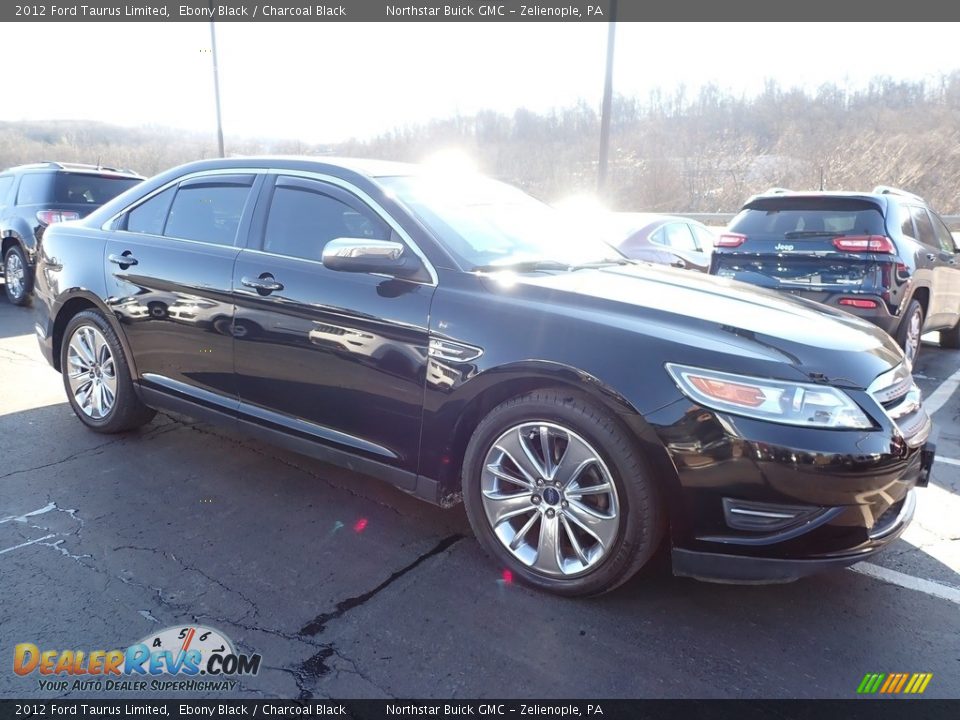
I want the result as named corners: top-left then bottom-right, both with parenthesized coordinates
top-left (164, 155), bottom-right (421, 179)
top-left (609, 212), bottom-right (703, 227)
top-left (742, 189), bottom-right (924, 210)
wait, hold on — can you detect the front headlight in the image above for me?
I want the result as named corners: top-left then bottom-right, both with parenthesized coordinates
top-left (665, 363), bottom-right (873, 429)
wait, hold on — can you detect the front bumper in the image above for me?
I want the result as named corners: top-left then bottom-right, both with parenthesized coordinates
top-left (647, 395), bottom-right (934, 583)
top-left (672, 488), bottom-right (918, 583)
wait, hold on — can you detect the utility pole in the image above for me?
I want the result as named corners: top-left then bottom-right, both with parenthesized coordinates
top-left (597, 0), bottom-right (618, 194)
top-left (208, 7), bottom-right (225, 158)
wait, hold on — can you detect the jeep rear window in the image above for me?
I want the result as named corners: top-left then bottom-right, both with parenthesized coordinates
top-left (53, 173), bottom-right (141, 205)
top-left (730, 198), bottom-right (885, 237)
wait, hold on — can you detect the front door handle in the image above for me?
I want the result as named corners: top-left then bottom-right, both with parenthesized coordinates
top-left (108, 252), bottom-right (138, 266)
top-left (241, 275), bottom-right (284, 294)
top-left (925, 253), bottom-right (937, 262)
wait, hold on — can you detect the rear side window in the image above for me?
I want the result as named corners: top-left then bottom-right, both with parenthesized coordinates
top-left (53, 174), bottom-right (140, 205)
top-left (16, 173), bottom-right (52, 205)
top-left (730, 198), bottom-right (885, 237)
top-left (263, 182), bottom-right (390, 261)
top-left (931, 212), bottom-right (958, 253)
top-left (126, 186), bottom-right (176, 236)
top-left (909, 206), bottom-right (938, 249)
top-left (164, 182), bottom-right (252, 246)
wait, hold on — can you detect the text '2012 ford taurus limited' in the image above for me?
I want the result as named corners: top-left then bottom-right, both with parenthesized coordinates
top-left (33, 158), bottom-right (936, 595)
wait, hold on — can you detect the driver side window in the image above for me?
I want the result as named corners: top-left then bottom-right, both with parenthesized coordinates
top-left (263, 182), bottom-right (390, 261)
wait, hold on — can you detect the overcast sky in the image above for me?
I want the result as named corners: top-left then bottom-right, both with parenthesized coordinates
top-left (5, 22), bottom-right (959, 143)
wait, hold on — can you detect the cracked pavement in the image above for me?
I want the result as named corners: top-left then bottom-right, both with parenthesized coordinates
top-left (1, 299), bottom-right (958, 699)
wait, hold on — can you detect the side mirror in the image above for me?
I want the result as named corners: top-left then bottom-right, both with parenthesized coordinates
top-left (322, 238), bottom-right (418, 276)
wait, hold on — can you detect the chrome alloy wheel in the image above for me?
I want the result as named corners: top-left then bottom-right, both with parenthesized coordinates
top-left (480, 422), bottom-right (621, 577)
top-left (904, 308), bottom-right (922, 368)
top-left (5, 251), bottom-right (24, 299)
top-left (66, 326), bottom-right (118, 420)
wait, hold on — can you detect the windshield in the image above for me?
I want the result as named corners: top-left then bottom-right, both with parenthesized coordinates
top-left (379, 174), bottom-right (625, 270)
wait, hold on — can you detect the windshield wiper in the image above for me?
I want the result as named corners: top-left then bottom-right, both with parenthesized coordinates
top-left (472, 260), bottom-right (572, 273)
top-left (569, 258), bottom-right (635, 270)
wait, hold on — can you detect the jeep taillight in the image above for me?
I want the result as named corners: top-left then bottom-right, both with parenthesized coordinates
top-left (832, 235), bottom-right (894, 253)
top-left (36, 210), bottom-right (80, 226)
top-left (715, 233), bottom-right (747, 248)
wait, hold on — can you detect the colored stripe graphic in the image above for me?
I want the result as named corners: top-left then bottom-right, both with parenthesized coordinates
top-left (857, 672), bottom-right (932, 694)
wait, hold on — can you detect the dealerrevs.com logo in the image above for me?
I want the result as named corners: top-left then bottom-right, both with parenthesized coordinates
top-left (14, 625), bottom-right (261, 693)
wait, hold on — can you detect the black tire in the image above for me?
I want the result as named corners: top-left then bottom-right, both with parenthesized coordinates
top-left (895, 299), bottom-right (925, 367)
top-left (462, 388), bottom-right (665, 597)
top-left (60, 310), bottom-right (156, 433)
top-left (3, 244), bottom-right (32, 306)
top-left (940, 317), bottom-right (960, 349)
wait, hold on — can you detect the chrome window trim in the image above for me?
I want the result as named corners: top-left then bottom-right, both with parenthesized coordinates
top-left (263, 168), bottom-right (438, 287)
top-left (102, 167), bottom-right (262, 231)
top-left (105, 167), bottom-right (439, 287)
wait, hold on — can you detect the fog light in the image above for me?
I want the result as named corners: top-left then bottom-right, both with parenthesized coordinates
top-left (722, 498), bottom-right (822, 532)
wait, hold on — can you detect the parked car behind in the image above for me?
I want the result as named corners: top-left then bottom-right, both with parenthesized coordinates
top-left (601, 213), bottom-right (715, 272)
top-left (710, 187), bottom-right (960, 365)
top-left (34, 158), bottom-right (934, 595)
top-left (0, 162), bottom-right (144, 305)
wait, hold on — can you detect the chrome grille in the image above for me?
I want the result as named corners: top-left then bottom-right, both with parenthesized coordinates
top-left (867, 365), bottom-right (931, 447)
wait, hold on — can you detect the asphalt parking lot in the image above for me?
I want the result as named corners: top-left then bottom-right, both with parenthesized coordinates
top-left (0, 296), bottom-right (958, 700)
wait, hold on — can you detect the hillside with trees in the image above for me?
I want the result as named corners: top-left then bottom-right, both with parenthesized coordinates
top-left (3, 73), bottom-right (960, 213)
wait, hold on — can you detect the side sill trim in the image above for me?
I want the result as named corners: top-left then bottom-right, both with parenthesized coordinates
top-left (136, 386), bottom-right (443, 506)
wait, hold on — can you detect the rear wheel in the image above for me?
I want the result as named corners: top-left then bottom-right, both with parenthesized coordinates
top-left (896, 299), bottom-right (925, 367)
top-left (61, 310), bottom-right (156, 433)
top-left (462, 389), bottom-right (664, 597)
top-left (3, 245), bottom-right (32, 306)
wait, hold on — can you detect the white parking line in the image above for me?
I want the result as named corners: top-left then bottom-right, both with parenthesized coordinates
top-left (0, 502), bottom-right (56, 525)
top-left (937, 456), bottom-right (960, 468)
top-left (0, 534), bottom-right (56, 556)
top-left (851, 563), bottom-right (960, 606)
top-left (923, 367), bottom-right (960, 416)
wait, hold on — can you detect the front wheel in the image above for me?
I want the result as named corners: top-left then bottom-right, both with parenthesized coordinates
top-left (462, 389), bottom-right (664, 597)
top-left (61, 310), bottom-right (156, 433)
top-left (3, 245), bottom-right (32, 306)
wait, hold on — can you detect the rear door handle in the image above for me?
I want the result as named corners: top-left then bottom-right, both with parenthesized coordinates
top-left (925, 253), bottom-right (937, 261)
top-left (108, 252), bottom-right (138, 266)
top-left (241, 275), bottom-right (284, 293)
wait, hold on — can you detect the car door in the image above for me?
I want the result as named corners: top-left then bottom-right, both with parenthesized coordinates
top-left (232, 173), bottom-right (434, 477)
top-left (929, 211), bottom-right (960, 328)
top-left (103, 172), bottom-right (261, 407)
top-left (908, 205), bottom-right (947, 327)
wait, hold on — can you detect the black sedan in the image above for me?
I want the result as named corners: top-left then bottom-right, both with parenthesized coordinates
top-left (33, 158), bottom-right (934, 595)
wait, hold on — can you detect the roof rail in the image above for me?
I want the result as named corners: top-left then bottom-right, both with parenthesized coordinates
top-left (872, 185), bottom-right (924, 202)
top-left (12, 161), bottom-right (142, 177)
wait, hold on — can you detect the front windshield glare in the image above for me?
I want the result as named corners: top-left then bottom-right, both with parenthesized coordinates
top-left (379, 174), bottom-right (624, 270)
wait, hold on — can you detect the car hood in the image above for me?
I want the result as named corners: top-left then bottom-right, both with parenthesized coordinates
top-left (484, 263), bottom-right (904, 389)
